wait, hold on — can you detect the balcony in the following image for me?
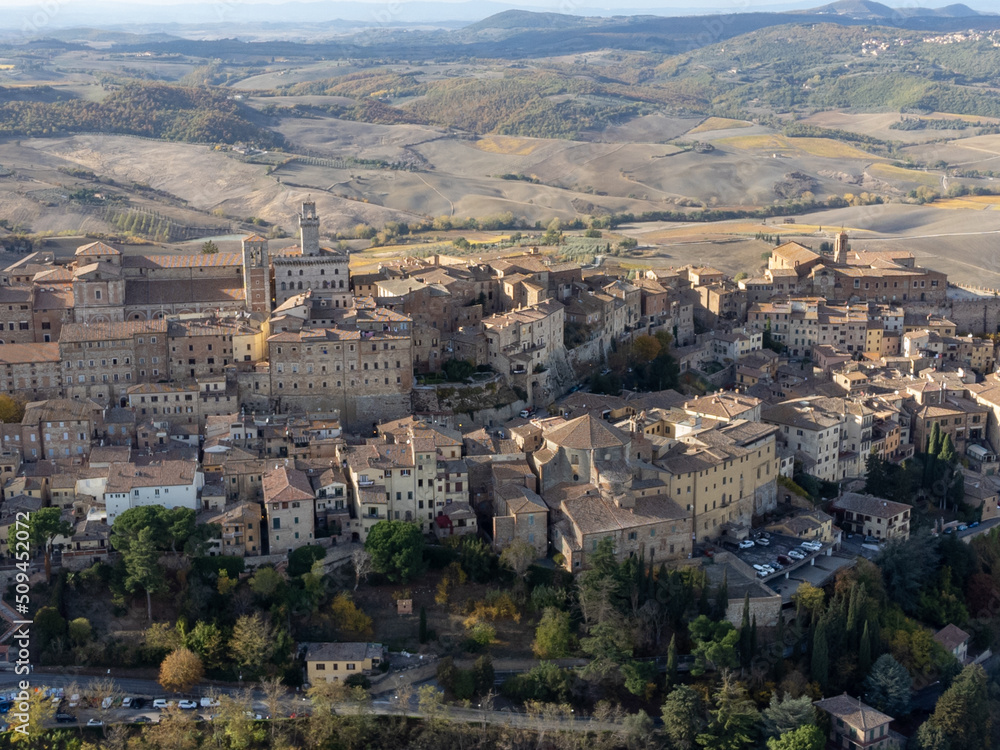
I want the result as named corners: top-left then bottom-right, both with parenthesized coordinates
top-left (358, 479), bottom-right (376, 487)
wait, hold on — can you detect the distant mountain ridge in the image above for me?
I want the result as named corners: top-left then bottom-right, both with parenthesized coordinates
top-left (810, 0), bottom-right (988, 18)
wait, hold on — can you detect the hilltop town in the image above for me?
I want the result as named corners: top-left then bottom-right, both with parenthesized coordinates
top-left (2, 202), bottom-right (999, 747)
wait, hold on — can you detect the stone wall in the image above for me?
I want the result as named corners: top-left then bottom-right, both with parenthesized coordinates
top-left (411, 381), bottom-right (527, 428)
top-left (902, 288), bottom-right (1000, 335)
top-left (724, 591), bottom-right (783, 628)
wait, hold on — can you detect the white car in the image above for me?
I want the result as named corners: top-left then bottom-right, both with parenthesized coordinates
top-left (756, 537), bottom-right (771, 546)
top-left (738, 539), bottom-right (755, 549)
top-left (178, 700), bottom-right (198, 710)
top-left (152, 699), bottom-right (172, 710)
top-left (756, 569), bottom-right (769, 578)
top-left (101, 697), bottom-right (114, 710)
top-left (787, 549), bottom-right (805, 560)
top-left (801, 542), bottom-right (822, 552)
top-left (87, 719), bottom-right (103, 727)
top-left (752, 564), bottom-right (766, 572)
top-left (200, 697), bottom-right (220, 708)
top-left (121, 697), bottom-right (133, 709)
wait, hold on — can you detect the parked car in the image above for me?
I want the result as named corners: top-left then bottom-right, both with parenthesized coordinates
top-left (101, 697), bottom-right (114, 710)
top-left (132, 698), bottom-right (146, 710)
top-left (777, 555), bottom-right (792, 565)
top-left (55, 713), bottom-right (77, 724)
top-left (738, 539), bottom-right (755, 549)
top-left (178, 700), bottom-right (198, 710)
top-left (771, 561), bottom-right (784, 571)
top-left (200, 697), bottom-right (220, 708)
top-left (756, 537), bottom-right (771, 547)
top-left (756, 569), bottom-right (769, 578)
top-left (752, 564), bottom-right (766, 572)
top-left (121, 697), bottom-right (133, 709)
top-left (133, 716), bottom-right (152, 724)
top-left (87, 719), bottom-right (104, 727)
top-left (970, 521), bottom-right (980, 528)
top-left (958, 524), bottom-right (968, 531)
top-left (152, 699), bottom-right (172, 710)
top-left (787, 549), bottom-right (805, 560)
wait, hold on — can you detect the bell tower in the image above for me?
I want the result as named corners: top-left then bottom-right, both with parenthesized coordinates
top-left (299, 201), bottom-right (320, 256)
top-left (833, 230), bottom-right (849, 264)
top-left (242, 234), bottom-right (272, 314)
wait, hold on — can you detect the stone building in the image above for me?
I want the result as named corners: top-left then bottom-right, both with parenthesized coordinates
top-left (492, 483), bottom-right (548, 556)
top-left (272, 202), bottom-right (351, 309)
top-left (59, 319), bottom-right (168, 405)
top-left (20, 398), bottom-right (103, 461)
top-left (262, 465), bottom-right (316, 554)
top-left (814, 694), bottom-right (897, 750)
top-left (103, 458), bottom-right (203, 524)
top-left (830, 492), bottom-right (912, 541)
top-left (0, 343), bottom-right (63, 400)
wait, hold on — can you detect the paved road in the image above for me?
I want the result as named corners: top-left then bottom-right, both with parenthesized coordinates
top-left (2, 673), bottom-right (622, 734)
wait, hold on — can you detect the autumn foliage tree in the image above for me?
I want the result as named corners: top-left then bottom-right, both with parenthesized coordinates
top-left (330, 592), bottom-right (374, 639)
top-left (159, 647), bottom-right (205, 694)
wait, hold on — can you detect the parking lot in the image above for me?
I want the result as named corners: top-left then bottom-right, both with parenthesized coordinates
top-left (723, 532), bottom-right (827, 582)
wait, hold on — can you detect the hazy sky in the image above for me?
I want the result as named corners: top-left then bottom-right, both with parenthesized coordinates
top-left (0, 0), bottom-right (995, 21)
top-left (0, 0), bottom-right (995, 7)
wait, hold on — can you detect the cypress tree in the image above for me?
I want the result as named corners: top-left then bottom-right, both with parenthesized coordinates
top-left (646, 551), bottom-right (656, 601)
top-left (811, 618), bottom-right (829, 690)
top-left (859, 620), bottom-right (872, 678)
top-left (665, 634), bottom-right (677, 689)
top-left (928, 422), bottom-right (942, 456)
top-left (773, 612), bottom-right (786, 680)
top-left (739, 592), bottom-right (751, 667)
top-left (869, 618), bottom-right (882, 661)
top-left (750, 614), bottom-right (758, 663)
top-left (698, 579), bottom-right (711, 616)
top-left (715, 571), bottom-right (730, 620)
top-left (939, 433), bottom-right (956, 464)
top-left (846, 586), bottom-right (861, 644)
top-left (419, 606), bottom-right (428, 644)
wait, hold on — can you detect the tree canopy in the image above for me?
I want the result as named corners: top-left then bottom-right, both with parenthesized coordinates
top-left (364, 520), bottom-right (425, 583)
